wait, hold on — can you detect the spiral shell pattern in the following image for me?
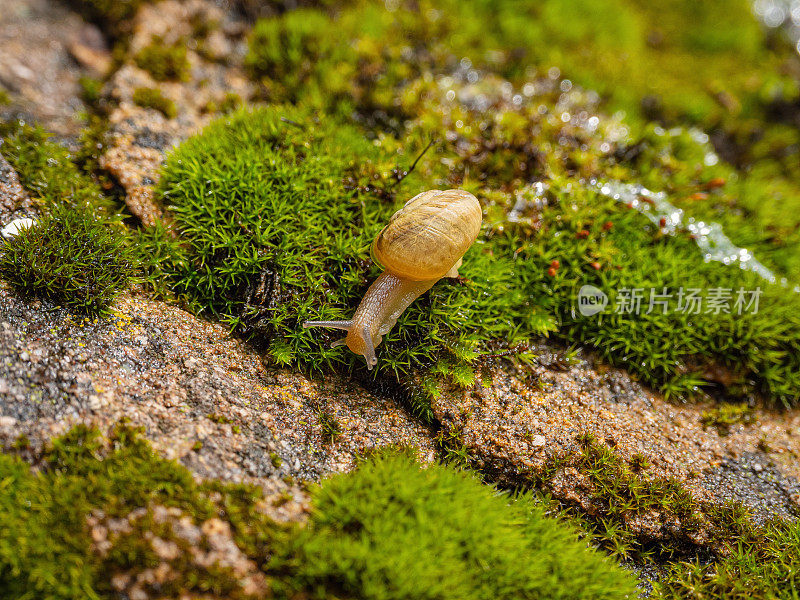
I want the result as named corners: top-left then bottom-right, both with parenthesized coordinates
top-left (372, 189), bottom-right (482, 281)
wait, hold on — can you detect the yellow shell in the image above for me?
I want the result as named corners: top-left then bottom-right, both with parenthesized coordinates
top-left (372, 189), bottom-right (482, 281)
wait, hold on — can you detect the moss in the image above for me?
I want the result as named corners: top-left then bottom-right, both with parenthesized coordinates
top-left (0, 423), bottom-right (219, 598)
top-left (434, 425), bottom-right (474, 469)
top-left (230, 5), bottom-right (800, 406)
top-left (0, 201), bottom-right (135, 314)
top-left (219, 92), bottom-right (243, 113)
top-left (0, 121), bottom-right (116, 213)
top-left (96, 506), bottom-right (251, 599)
top-left (271, 450), bottom-right (637, 599)
top-left (78, 76), bottom-right (104, 107)
top-left (145, 101), bottom-right (800, 407)
top-left (613, 125), bottom-right (800, 283)
top-left (653, 511), bottom-right (800, 598)
top-left (74, 116), bottom-right (113, 188)
top-left (0, 88), bottom-right (10, 106)
top-left (0, 121), bottom-right (132, 315)
top-left (132, 86), bottom-right (177, 118)
top-left (0, 423), bottom-right (646, 599)
top-left (66, 0), bottom-right (150, 37)
top-left (245, 9), bottom-right (351, 105)
top-left (535, 438), bottom-right (704, 562)
top-left (243, 0), bottom-right (790, 125)
top-left (269, 452), bottom-right (283, 468)
top-left (317, 411), bottom-right (342, 444)
top-left (134, 38), bottom-right (191, 82)
top-left (206, 413), bottom-right (233, 425)
top-left (629, 452), bottom-right (649, 472)
top-left (11, 434), bottom-right (31, 451)
top-left (529, 435), bottom-right (800, 592)
top-left (147, 107), bottom-right (553, 402)
top-left (202, 92), bottom-right (243, 115)
top-left (245, 4), bottom-right (457, 123)
top-left (245, 1), bottom-right (799, 191)
top-left (513, 435), bottom-right (800, 598)
top-left (700, 403), bottom-right (756, 435)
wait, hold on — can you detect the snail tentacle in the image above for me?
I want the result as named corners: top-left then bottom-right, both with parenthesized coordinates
top-left (362, 326), bottom-right (377, 370)
top-left (303, 320), bottom-right (353, 331)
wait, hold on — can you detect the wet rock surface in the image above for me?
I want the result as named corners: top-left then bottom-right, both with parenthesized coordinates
top-left (702, 452), bottom-right (800, 525)
top-left (0, 283), bottom-right (435, 494)
top-left (0, 0), bottom-right (106, 136)
top-left (432, 346), bottom-right (800, 536)
top-left (99, 0), bottom-right (254, 225)
top-left (0, 151), bottom-right (36, 227)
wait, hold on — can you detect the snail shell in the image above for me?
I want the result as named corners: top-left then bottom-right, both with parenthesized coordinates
top-left (372, 189), bottom-right (482, 281)
top-left (304, 189), bottom-right (482, 369)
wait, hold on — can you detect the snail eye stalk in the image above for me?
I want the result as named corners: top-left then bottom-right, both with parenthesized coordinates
top-left (303, 320), bottom-right (353, 332)
top-left (362, 326), bottom-right (377, 370)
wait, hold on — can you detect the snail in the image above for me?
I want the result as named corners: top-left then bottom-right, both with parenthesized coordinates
top-left (303, 189), bottom-right (482, 370)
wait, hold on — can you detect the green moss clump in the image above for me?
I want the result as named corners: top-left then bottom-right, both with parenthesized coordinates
top-left (66, 0), bottom-right (150, 36)
top-left (0, 424), bottom-right (221, 599)
top-left (272, 451), bottom-right (637, 599)
top-left (0, 423), bottom-right (292, 599)
top-left (206, 413), bottom-right (232, 424)
top-left (244, 6), bottom-right (430, 119)
top-left (526, 436), bottom-right (800, 597)
top-left (700, 402), bottom-right (756, 435)
top-left (0, 202), bottom-right (135, 314)
top-left (0, 423), bottom-right (642, 599)
top-left (0, 121), bottom-right (116, 213)
top-left (317, 411), bottom-right (342, 444)
top-left (0, 88), bottom-right (10, 105)
top-left (134, 38), bottom-right (191, 82)
top-left (147, 103), bottom-right (800, 407)
top-left (245, 9), bottom-right (355, 106)
top-left (0, 122), bottom-right (134, 314)
top-left (653, 514), bottom-right (800, 598)
top-left (78, 76), bottom-right (104, 106)
top-left (269, 452), bottom-right (283, 468)
top-left (219, 92), bottom-right (243, 113)
top-left (132, 86), bottom-right (177, 118)
top-left (243, 0), bottom-right (800, 279)
top-left (537, 437), bottom-right (702, 561)
top-left (145, 106), bottom-right (554, 419)
top-left (202, 92), bottom-right (244, 115)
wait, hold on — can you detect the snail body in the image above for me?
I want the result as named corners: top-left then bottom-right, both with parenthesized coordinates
top-left (303, 189), bottom-right (481, 369)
